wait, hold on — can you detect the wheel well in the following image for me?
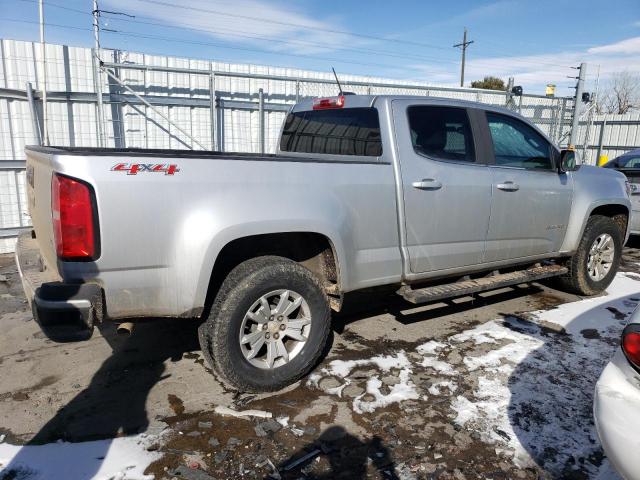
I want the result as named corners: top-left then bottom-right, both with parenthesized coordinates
top-left (590, 204), bottom-right (629, 236)
top-left (204, 232), bottom-right (341, 315)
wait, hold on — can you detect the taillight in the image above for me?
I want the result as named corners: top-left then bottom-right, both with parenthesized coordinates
top-left (312, 95), bottom-right (345, 110)
top-left (51, 174), bottom-right (98, 260)
top-left (622, 328), bottom-right (640, 369)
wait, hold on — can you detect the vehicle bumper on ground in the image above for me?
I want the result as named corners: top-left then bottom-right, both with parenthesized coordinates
top-left (15, 232), bottom-right (103, 340)
top-left (594, 348), bottom-right (640, 480)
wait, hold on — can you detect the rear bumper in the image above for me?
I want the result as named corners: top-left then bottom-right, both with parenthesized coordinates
top-left (594, 349), bottom-right (640, 480)
top-left (15, 232), bottom-right (103, 339)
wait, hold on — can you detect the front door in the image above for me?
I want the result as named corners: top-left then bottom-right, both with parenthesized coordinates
top-left (482, 111), bottom-right (573, 262)
top-left (392, 101), bottom-right (493, 273)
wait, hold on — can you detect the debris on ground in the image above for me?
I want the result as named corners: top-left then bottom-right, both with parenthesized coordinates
top-left (213, 405), bottom-right (272, 419)
top-left (283, 448), bottom-right (322, 472)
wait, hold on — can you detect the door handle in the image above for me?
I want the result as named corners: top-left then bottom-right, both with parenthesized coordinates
top-left (496, 181), bottom-right (520, 192)
top-left (412, 178), bottom-right (442, 190)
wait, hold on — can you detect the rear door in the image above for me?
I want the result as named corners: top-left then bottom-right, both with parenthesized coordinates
top-left (481, 111), bottom-right (573, 262)
top-left (392, 100), bottom-right (492, 273)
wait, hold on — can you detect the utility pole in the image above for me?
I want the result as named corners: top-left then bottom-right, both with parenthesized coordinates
top-left (453, 28), bottom-right (474, 87)
top-left (568, 62), bottom-right (587, 148)
top-left (93, 0), bottom-right (105, 147)
top-left (38, 0), bottom-right (49, 145)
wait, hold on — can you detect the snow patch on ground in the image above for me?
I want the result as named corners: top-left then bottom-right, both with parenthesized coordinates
top-left (447, 274), bottom-right (640, 477)
top-left (309, 273), bottom-right (640, 478)
top-left (0, 434), bottom-right (161, 480)
top-left (427, 380), bottom-right (457, 396)
top-left (451, 395), bottom-right (479, 425)
top-left (353, 368), bottom-right (419, 414)
top-left (312, 352), bottom-right (419, 413)
top-left (323, 352), bottom-right (412, 378)
top-left (416, 340), bottom-right (446, 355)
top-left (419, 355), bottom-right (456, 375)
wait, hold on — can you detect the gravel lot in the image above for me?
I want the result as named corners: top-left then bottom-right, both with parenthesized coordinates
top-left (2, 242), bottom-right (640, 479)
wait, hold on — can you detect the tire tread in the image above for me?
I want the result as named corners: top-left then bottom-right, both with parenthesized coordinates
top-left (199, 256), bottom-right (330, 392)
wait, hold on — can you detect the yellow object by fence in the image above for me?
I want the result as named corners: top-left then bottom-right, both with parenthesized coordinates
top-left (598, 155), bottom-right (608, 167)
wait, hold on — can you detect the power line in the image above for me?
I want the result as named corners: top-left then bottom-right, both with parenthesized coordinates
top-left (122, 0), bottom-right (454, 52)
top-left (12, 0), bottom-right (576, 71)
top-left (11, 0), bottom-right (460, 66)
top-left (96, 13), bottom-right (460, 65)
top-left (0, 19), bottom-right (435, 73)
top-left (123, 0), bottom-right (576, 70)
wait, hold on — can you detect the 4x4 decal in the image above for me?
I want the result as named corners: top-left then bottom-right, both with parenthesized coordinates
top-left (111, 163), bottom-right (180, 175)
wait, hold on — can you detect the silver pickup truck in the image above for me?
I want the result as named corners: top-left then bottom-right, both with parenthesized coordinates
top-left (16, 95), bottom-right (632, 392)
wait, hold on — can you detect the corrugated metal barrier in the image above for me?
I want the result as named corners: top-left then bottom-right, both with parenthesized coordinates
top-left (1, 38), bottom-right (639, 253)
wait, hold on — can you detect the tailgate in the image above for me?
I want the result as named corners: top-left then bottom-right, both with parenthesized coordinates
top-left (24, 147), bottom-right (59, 272)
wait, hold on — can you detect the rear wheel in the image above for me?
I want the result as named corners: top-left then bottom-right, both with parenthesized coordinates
top-left (199, 256), bottom-right (331, 392)
top-left (554, 215), bottom-right (623, 296)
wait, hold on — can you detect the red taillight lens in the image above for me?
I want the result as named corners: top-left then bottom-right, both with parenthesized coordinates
top-left (312, 95), bottom-right (345, 110)
top-left (622, 331), bottom-right (640, 367)
top-left (51, 174), bottom-right (97, 259)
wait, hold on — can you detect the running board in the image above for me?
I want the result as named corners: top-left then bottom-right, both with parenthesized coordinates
top-left (397, 264), bottom-right (568, 305)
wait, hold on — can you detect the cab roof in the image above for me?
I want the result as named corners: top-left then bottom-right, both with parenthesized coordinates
top-left (291, 94), bottom-right (526, 119)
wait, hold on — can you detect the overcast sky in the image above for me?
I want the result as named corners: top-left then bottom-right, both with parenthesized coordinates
top-left (1, 0), bottom-right (639, 96)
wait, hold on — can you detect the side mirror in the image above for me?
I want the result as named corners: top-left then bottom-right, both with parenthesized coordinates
top-left (558, 149), bottom-right (577, 173)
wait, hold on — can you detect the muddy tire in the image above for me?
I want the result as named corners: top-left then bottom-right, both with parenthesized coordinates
top-left (199, 256), bottom-right (331, 392)
top-left (554, 215), bottom-right (623, 296)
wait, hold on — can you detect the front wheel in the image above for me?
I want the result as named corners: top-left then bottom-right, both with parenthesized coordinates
top-left (554, 215), bottom-right (623, 296)
top-left (199, 256), bottom-right (331, 392)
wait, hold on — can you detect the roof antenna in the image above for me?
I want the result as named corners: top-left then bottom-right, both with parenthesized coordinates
top-left (332, 67), bottom-right (343, 96)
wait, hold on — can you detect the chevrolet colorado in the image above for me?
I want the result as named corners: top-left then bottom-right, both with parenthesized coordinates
top-left (16, 95), bottom-right (632, 392)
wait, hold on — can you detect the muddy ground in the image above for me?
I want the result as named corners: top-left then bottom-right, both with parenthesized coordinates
top-left (2, 241), bottom-right (640, 479)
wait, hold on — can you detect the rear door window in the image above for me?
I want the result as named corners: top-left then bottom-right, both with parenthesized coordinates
top-left (280, 108), bottom-right (382, 156)
top-left (407, 105), bottom-right (476, 162)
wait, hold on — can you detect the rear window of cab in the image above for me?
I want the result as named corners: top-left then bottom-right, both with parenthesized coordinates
top-left (280, 108), bottom-right (382, 157)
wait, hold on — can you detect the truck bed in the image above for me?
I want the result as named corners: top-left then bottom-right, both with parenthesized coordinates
top-left (23, 143), bottom-right (399, 320)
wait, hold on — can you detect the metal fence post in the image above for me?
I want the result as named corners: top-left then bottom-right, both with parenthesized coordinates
top-left (216, 96), bottom-right (224, 152)
top-left (26, 82), bottom-right (43, 145)
top-left (209, 68), bottom-right (216, 150)
top-left (107, 50), bottom-right (126, 148)
top-left (558, 98), bottom-right (567, 145)
top-left (295, 80), bottom-right (300, 103)
top-left (91, 48), bottom-right (105, 147)
top-left (596, 119), bottom-right (607, 163)
top-left (258, 88), bottom-right (265, 154)
top-left (13, 170), bottom-right (24, 227)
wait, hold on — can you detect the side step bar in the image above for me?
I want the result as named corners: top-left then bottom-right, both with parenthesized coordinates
top-left (398, 264), bottom-right (568, 305)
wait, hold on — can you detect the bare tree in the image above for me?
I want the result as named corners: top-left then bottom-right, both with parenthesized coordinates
top-left (599, 71), bottom-right (640, 114)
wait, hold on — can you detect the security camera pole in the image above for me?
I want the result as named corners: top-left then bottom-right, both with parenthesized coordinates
top-left (569, 62), bottom-right (587, 148)
top-left (454, 28), bottom-right (474, 87)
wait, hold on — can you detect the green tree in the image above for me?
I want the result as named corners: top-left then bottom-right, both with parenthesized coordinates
top-left (470, 76), bottom-right (506, 91)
